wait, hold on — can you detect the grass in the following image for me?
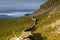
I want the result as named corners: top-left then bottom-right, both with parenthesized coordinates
top-left (0, 11), bottom-right (60, 40)
top-left (33, 12), bottom-right (60, 40)
top-left (0, 16), bottom-right (34, 40)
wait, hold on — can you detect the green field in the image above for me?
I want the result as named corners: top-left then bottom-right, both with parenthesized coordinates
top-left (0, 16), bottom-right (33, 40)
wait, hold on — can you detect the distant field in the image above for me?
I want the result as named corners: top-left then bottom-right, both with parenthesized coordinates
top-left (0, 16), bottom-right (33, 40)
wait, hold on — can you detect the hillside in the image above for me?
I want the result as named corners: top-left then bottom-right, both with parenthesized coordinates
top-left (27, 0), bottom-right (60, 40)
top-left (40, 0), bottom-right (60, 10)
top-left (32, 0), bottom-right (60, 40)
top-left (33, 10), bottom-right (60, 40)
top-left (28, 0), bottom-right (60, 17)
top-left (0, 0), bottom-right (60, 40)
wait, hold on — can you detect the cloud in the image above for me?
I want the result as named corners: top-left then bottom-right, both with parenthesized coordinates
top-left (0, 0), bottom-right (47, 17)
top-left (0, 0), bottom-right (47, 10)
top-left (0, 12), bottom-right (33, 17)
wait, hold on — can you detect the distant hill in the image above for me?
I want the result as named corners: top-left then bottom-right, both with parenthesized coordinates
top-left (28, 0), bottom-right (60, 17)
top-left (0, 9), bottom-right (35, 13)
top-left (0, 15), bottom-right (15, 18)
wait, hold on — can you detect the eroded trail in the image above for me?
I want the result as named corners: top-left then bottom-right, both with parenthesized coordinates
top-left (10, 17), bottom-right (38, 40)
top-left (24, 17), bottom-right (37, 31)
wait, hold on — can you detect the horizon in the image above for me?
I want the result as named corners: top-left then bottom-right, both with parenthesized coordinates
top-left (0, 0), bottom-right (47, 18)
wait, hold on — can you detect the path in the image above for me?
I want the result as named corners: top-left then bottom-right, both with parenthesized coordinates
top-left (10, 16), bottom-right (38, 40)
top-left (24, 16), bottom-right (37, 31)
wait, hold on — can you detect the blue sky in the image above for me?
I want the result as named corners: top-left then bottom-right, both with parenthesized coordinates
top-left (0, 0), bottom-right (47, 17)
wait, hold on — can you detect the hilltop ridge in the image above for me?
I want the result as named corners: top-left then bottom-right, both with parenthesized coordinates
top-left (28, 0), bottom-right (60, 17)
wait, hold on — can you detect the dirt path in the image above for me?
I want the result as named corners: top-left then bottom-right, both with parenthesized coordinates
top-left (24, 17), bottom-right (37, 31)
top-left (10, 17), bottom-right (37, 40)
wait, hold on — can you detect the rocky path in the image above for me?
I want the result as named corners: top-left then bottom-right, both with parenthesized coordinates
top-left (10, 17), bottom-right (38, 40)
top-left (24, 17), bottom-right (37, 31)
top-left (0, 15), bottom-right (38, 40)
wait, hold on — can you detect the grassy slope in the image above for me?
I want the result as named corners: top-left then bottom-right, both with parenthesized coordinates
top-left (32, 0), bottom-right (60, 40)
top-left (0, 12), bottom-right (60, 40)
top-left (0, 16), bottom-right (33, 40)
top-left (33, 12), bottom-right (60, 40)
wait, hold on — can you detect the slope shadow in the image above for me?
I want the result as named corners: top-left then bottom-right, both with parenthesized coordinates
top-left (33, 33), bottom-right (47, 40)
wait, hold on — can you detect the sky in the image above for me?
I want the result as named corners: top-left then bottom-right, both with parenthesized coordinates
top-left (0, 0), bottom-right (47, 17)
